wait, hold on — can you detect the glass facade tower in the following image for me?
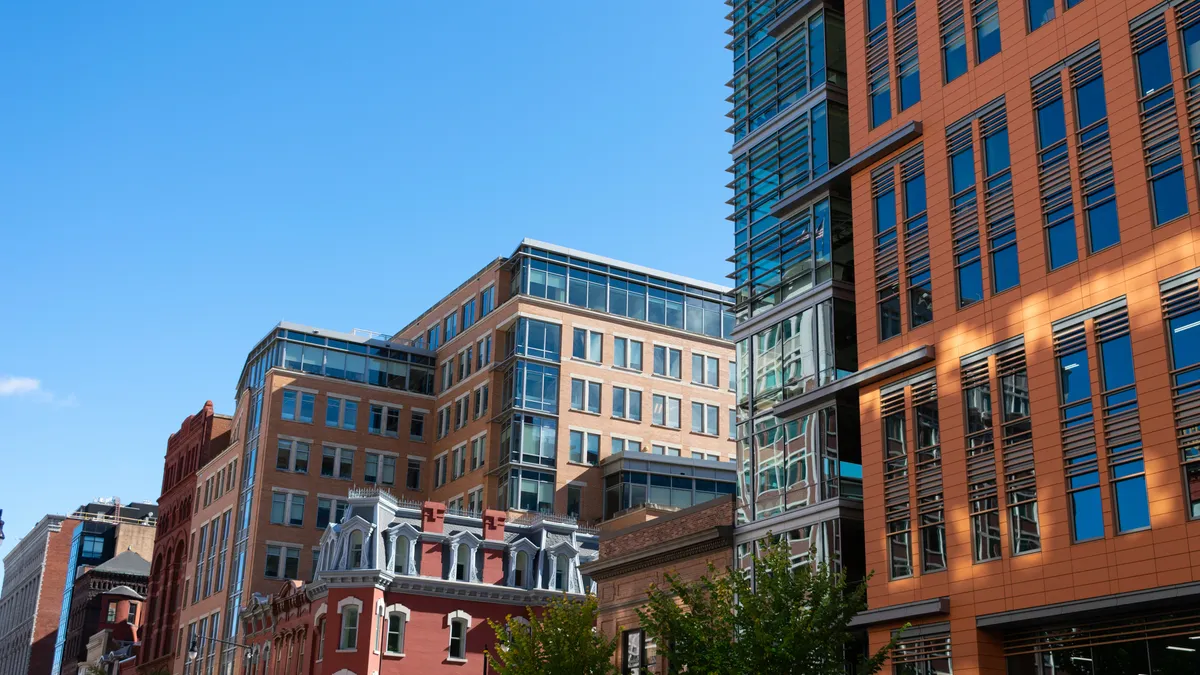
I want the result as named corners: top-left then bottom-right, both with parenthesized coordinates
top-left (726, 0), bottom-right (864, 581)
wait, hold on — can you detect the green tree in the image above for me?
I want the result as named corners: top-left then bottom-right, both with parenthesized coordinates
top-left (637, 537), bottom-right (899, 675)
top-left (487, 594), bottom-right (618, 675)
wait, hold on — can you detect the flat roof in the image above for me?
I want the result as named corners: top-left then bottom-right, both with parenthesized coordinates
top-left (518, 238), bottom-right (733, 295)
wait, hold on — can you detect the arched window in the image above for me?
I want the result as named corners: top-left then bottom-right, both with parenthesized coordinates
top-left (447, 611), bottom-right (471, 661)
top-left (340, 606), bottom-right (358, 650)
top-left (384, 604), bottom-right (409, 656)
top-left (554, 554), bottom-right (569, 591)
top-left (455, 544), bottom-right (470, 581)
top-left (395, 537), bottom-right (409, 575)
top-left (349, 531), bottom-right (363, 569)
top-left (514, 551), bottom-right (529, 588)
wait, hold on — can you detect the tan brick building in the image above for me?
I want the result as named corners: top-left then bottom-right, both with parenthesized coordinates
top-left (145, 238), bottom-right (736, 675)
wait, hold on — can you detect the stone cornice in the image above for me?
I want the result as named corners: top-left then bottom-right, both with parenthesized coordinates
top-left (581, 526), bottom-right (733, 580)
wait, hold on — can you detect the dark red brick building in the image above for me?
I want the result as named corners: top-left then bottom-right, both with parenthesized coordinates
top-left (138, 402), bottom-right (231, 674)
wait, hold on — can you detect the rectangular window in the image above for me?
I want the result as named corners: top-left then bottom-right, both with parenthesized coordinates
top-left (569, 430), bottom-right (600, 465)
top-left (410, 412), bottom-right (425, 441)
top-left (474, 384), bottom-right (489, 419)
top-left (508, 468), bottom-right (556, 513)
top-left (980, 107), bottom-right (1019, 294)
top-left (275, 438), bottom-right (310, 473)
top-left (1098, 325), bottom-right (1149, 533)
top-left (270, 491), bottom-right (306, 527)
top-left (612, 387), bottom-right (642, 421)
top-left (281, 390), bottom-right (314, 423)
top-left (406, 459), bottom-right (422, 491)
top-left (480, 286), bottom-right (496, 317)
top-left (264, 545), bottom-right (301, 579)
top-left (320, 446), bottom-right (354, 480)
top-left (434, 454), bottom-right (448, 488)
top-left (477, 335), bottom-right (493, 369)
top-left (691, 402), bottom-right (720, 436)
top-left (1134, 26), bottom-right (1188, 226)
top-left (875, 187), bottom-right (901, 339)
top-left (973, 0), bottom-right (1001, 63)
top-left (368, 403), bottom-right (401, 438)
top-left (652, 346), bottom-right (682, 379)
top-left (963, 364), bottom-right (1001, 563)
top-left (364, 453), bottom-right (396, 486)
top-left (882, 391), bottom-right (912, 579)
top-left (895, 0), bottom-right (920, 110)
top-left (652, 394), bottom-right (681, 428)
top-left (444, 313), bottom-right (459, 342)
top-left (1028, 0), bottom-right (1054, 31)
top-left (941, 0), bottom-right (968, 82)
top-left (570, 378), bottom-right (602, 414)
top-left (427, 326), bottom-right (441, 350)
top-left (437, 407), bottom-right (450, 440)
top-left (470, 434), bottom-right (486, 471)
top-left (517, 318), bottom-right (561, 361)
top-left (1058, 336), bottom-right (1103, 542)
top-left (325, 397), bottom-right (358, 430)
top-left (611, 437), bottom-right (641, 455)
top-left (613, 337), bottom-right (643, 371)
top-left (567, 485), bottom-right (582, 519)
top-left (316, 498), bottom-right (347, 529)
top-left (441, 363), bottom-right (453, 390)
top-left (691, 354), bottom-right (719, 387)
top-left (461, 299), bottom-right (477, 331)
top-left (572, 327), bottom-right (603, 363)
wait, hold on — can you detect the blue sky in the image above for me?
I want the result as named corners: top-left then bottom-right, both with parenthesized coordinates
top-left (0, 2), bottom-right (733, 568)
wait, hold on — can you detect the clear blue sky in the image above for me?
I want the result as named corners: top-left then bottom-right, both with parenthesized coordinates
top-left (0, 2), bottom-right (733, 571)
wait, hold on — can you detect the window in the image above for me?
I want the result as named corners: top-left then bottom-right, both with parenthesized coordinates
top-left (652, 394), bottom-right (681, 428)
top-left (448, 614), bottom-right (469, 661)
top-left (427, 326), bottom-right (441, 351)
top-left (321, 446), bottom-right (354, 480)
top-left (981, 115), bottom-right (1019, 294)
top-left (572, 328), bottom-right (603, 363)
top-left (570, 378), bottom-right (602, 414)
top-left (477, 335), bottom-right (492, 369)
top-left (513, 551), bottom-right (530, 588)
top-left (612, 386), bottom-right (642, 421)
top-left (964, 367), bottom-right (1000, 563)
top-left (455, 396), bottom-right (469, 429)
top-left (275, 438), bottom-right (310, 473)
top-left (444, 313), bottom-right (458, 342)
top-left (106, 604), bottom-right (117, 623)
top-left (349, 530), bottom-right (364, 568)
top-left (613, 337), bottom-right (643, 371)
top-left (385, 609), bottom-right (407, 655)
top-left (470, 435), bottom-right (486, 471)
top-left (473, 384), bottom-right (489, 419)
top-left (410, 412), bottom-right (425, 441)
top-left (451, 445), bottom-right (466, 480)
top-left (903, 171), bottom-right (932, 328)
top-left (467, 489), bottom-right (482, 515)
top-left (265, 545), bottom-right (300, 579)
top-left (435, 454), bottom-right (449, 488)
top-left (340, 605), bottom-right (359, 650)
top-left (1028, 0), bottom-right (1054, 31)
top-left (892, 629), bottom-right (953, 675)
top-left (883, 405), bottom-right (912, 579)
top-left (691, 354), bottom-right (719, 387)
top-left (441, 362), bottom-right (453, 391)
top-left (652, 346), bottom-right (682, 378)
top-left (567, 485), bottom-right (582, 519)
top-left (437, 407), bottom-right (450, 439)
top-left (1058, 342), bottom-right (1103, 542)
top-left (1073, 67), bottom-right (1118, 255)
top-left (553, 555), bottom-right (570, 591)
top-left (458, 348), bottom-right (472, 381)
top-left (949, 126), bottom-right (982, 308)
top-left (651, 444), bottom-right (681, 456)
top-left (729, 409), bottom-right (737, 440)
top-left (511, 361), bottom-right (560, 413)
top-left (281, 390), bottom-right (314, 423)
top-left (974, 0), bottom-right (1001, 63)
top-left (461, 299), bottom-right (476, 331)
top-left (406, 459), bottom-right (423, 491)
top-left (1136, 35), bottom-right (1188, 226)
top-left (507, 468), bottom-right (556, 512)
top-left (942, 5), bottom-right (967, 82)
top-left (316, 498), bottom-right (347, 529)
top-left (365, 453), bottom-right (396, 486)
top-left (480, 286), bottom-right (495, 317)
top-left (369, 404), bottom-right (401, 438)
top-left (325, 397), bottom-right (357, 430)
top-left (876, 187), bottom-right (901, 339)
top-left (611, 437), bottom-right (641, 455)
top-left (896, 0), bottom-right (920, 110)
top-left (1035, 84), bottom-right (1078, 270)
top-left (691, 402), bottom-right (720, 436)
top-left (1099, 328), bottom-right (1149, 533)
top-left (569, 430), bottom-right (600, 465)
top-left (270, 491), bottom-right (306, 527)
top-left (517, 318), bottom-right (561, 361)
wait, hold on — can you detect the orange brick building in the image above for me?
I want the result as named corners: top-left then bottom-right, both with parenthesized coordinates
top-left (726, 0), bottom-right (1200, 670)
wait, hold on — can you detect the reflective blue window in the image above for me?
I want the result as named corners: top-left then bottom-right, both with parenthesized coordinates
top-left (975, 10), bottom-right (1001, 63)
top-left (1047, 205), bottom-right (1078, 270)
top-left (1137, 42), bottom-right (1172, 97)
top-left (943, 26), bottom-right (967, 83)
top-left (1058, 349), bottom-right (1091, 404)
top-left (1151, 156), bottom-right (1189, 225)
top-left (950, 148), bottom-right (974, 194)
top-left (1036, 99), bottom-right (1066, 148)
top-left (1028, 0), bottom-right (1054, 31)
top-left (1075, 77), bottom-right (1107, 129)
top-left (957, 256), bottom-right (983, 307)
top-left (1113, 462), bottom-right (1150, 532)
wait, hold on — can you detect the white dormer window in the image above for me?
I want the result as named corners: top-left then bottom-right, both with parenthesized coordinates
top-left (554, 554), bottom-right (569, 591)
top-left (455, 544), bottom-right (470, 581)
top-left (349, 531), bottom-right (363, 568)
top-left (514, 551), bottom-right (529, 588)
top-left (395, 536), bottom-right (409, 575)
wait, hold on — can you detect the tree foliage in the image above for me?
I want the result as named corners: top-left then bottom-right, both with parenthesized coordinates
top-left (636, 538), bottom-right (899, 675)
top-left (487, 594), bottom-right (618, 675)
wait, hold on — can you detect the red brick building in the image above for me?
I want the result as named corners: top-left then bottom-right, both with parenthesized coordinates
top-left (138, 402), bottom-right (231, 675)
top-left (582, 496), bottom-right (735, 675)
top-left (0, 515), bottom-right (81, 675)
top-left (217, 489), bottom-right (598, 675)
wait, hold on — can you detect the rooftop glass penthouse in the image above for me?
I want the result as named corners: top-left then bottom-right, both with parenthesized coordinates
top-left (235, 321), bottom-right (437, 396)
top-left (503, 240), bottom-right (736, 340)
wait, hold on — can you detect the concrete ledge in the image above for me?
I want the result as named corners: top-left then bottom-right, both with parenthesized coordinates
top-left (976, 581), bottom-right (1200, 629)
top-left (769, 345), bottom-right (935, 421)
top-left (849, 597), bottom-right (950, 628)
